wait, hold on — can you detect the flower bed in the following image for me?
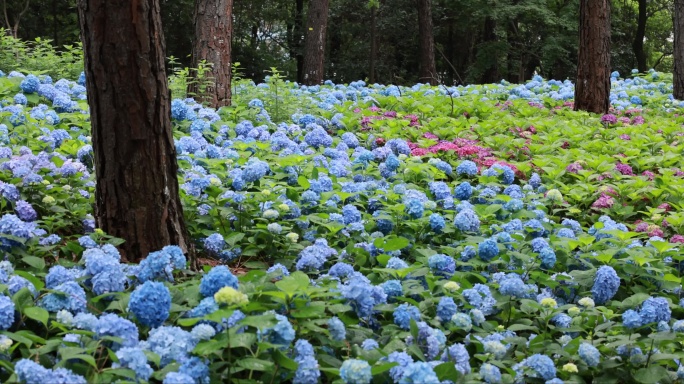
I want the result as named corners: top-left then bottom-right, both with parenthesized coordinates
top-left (0, 69), bottom-right (682, 383)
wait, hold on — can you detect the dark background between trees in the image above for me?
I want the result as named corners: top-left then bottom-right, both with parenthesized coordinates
top-left (3, 0), bottom-right (677, 85)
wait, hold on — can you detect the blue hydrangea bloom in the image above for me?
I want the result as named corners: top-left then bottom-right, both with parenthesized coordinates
top-left (361, 339), bottom-right (379, 350)
top-left (328, 316), bottom-right (346, 341)
top-left (639, 297), bottom-right (671, 325)
top-left (428, 254), bottom-right (455, 277)
top-left (113, 347), bottom-right (153, 382)
top-left (128, 281), bottom-right (171, 328)
top-left (457, 160), bottom-right (478, 176)
top-left (145, 326), bottom-right (197, 366)
top-left (394, 303), bottom-right (421, 329)
top-left (442, 343), bottom-right (471, 374)
top-left (454, 209), bottom-right (480, 232)
top-left (382, 279), bottom-right (403, 298)
top-left (429, 213), bottom-right (445, 232)
top-left (579, 343), bottom-right (601, 367)
top-left (591, 266), bottom-right (620, 305)
top-left (94, 313), bottom-right (139, 350)
top-left (203, 233), bottom-right (224, 255)
top-left (41, 281), bottom-right (86, 313)
top-left (437, 297), bottom-right (458, 322)
top-left (199, 266), bottom-right (239, 297)
top-left (398, 362), bottom-right (440, 383)
top-left (480, 363), bottom-right (502, 383)
top-left (258, 313), bottom-right (295, 347)
top-left (478, 238), bottom-right (499, 261)
top-left (405, 198), bottom-right (424, 219)
top-left (514, 354), bottom-right (556, 380)
top-left (454, 181), bottom-right (473, 200)
top-left (0, 295), bottom-right (14, 330)
top-left (163, 372), bottom-right (196, 384)
top-left (179, 356), bottom-right (211, 384)
top-left (91, 269), bottom-right (126, 296)
top-left (339, 359), bottom-right (372, 384)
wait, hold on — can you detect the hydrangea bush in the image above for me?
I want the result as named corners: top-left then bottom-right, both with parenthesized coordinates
top-left (0, 69), bottom-right (682, 382)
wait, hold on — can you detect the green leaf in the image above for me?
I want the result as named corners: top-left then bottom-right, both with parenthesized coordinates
top-left (273, 350), bottom-right (298, 370)
top-left (23, 307), bottom-right (48, 326)
top-left (433, 362), bottom-right (461, 381)
top-left (633, 365), bottom-right (669, 383)
top-left (297, 175), bottom-right (310, 189)
top-left (373, 236), bottom-right (409, 252)
top-left (371, 362), bottom-right (398, 375)
top-left (22, 256), bottom-right (45, 270)
top-left (225, 232), bottom-right (245, 247)
top-left (12, 288), bottom-right (34, 311)
top-left (237, 357), bottom-right (274, 371)
top-left (229, 333), bottom-right (256, 349)
top-left (239, 313), bottom-right (278, 329)
top-left (275, 271), bottom-right (310, 294)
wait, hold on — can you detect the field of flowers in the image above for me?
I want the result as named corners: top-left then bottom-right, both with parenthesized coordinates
top-left (0, 68), bottom-right (683, 383)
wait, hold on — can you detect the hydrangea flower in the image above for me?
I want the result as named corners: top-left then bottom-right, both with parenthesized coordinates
top-left (579, 343), bottom-right (601, 367)
top-left (199, 266), bottom-right (239, 297)
top-left (591, 266), bottom-right (620, 305)
top-left (328, 316), bottom-right (346, 341)
top-left (128, 281), bottom-right (171, 328)
top-left (113, 347), bottom-right (153, 382)
top-left (339, 359), bottom-right (372, 384)
top-left (394, 303), bottom-right (421, 329)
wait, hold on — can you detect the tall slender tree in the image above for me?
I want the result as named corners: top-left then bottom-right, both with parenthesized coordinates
top-left (675, 0), bottom-right (684, 99)
top-left (633, 0), bottom-right (648, 73)
top-left (78, 0), bottom-right (193, 262)
top-left (574, 0), bottom-right (611, 114)
top-left (302, 0), bottom-right (330, 85)
top-left (188, 0), bottom-right (233, 108)
top-left (417, 0), bottom-right (437, 85)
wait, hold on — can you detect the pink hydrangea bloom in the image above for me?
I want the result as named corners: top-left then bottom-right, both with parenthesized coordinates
top-left (592, 194), bottom-right (614, 209)
top-left (566, 163), bottom-right (583, 174)
top-left (615, 163), bottom-right (634, 175)
top-left (670, 235), bottom-right (684, 243)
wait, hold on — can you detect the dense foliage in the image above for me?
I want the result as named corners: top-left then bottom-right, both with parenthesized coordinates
top-left (2, 0), bottom-right (676, 84)
top-left (0, 67), bottom-right (684, 383)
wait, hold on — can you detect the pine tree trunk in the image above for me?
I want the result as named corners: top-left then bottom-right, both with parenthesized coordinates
top-left (369, 6), bottom-right (377, 84)
top-left (481, 17), bottom-right (499, 83)
top-left (302, 0), bottom-right (329, 85)
top-left (78, 0), bottom-right (193, 263)
top-left (295, 0), bottom-right (305, 83)
top-left (632, 0), bottom-right (647, 73)
top-left (675, 0), bottom-right (684, 99)
top-left (188, 0), bottom-right (232, 108)
top-left (574, 0), bottom-right (611, 114)
top-left (417, 0), bottom-right (437, 85)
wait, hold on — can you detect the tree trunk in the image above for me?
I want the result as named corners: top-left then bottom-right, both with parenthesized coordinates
top-left (481, 17), bottom-right (499, 83)
top-left (675, 0), bottom-right (684, 99)
top-left (302, 0), bottom-right (329, 85)
top-left (417, 0), bottom-right (437, 85)
top-left (188, 0), bottom-right (232, 108)
top-left (295, 0), bottom-right (305, 83)
top-left (369, 5), bottom-right (377, 84)
top-left (78, 0), bottom-right (193, 263)
top-left (574, 0), bottom-right (611, 114)
top-left (632, 0), bottom-right (647, 73)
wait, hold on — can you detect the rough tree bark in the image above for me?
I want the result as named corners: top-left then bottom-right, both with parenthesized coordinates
top-left (417, 0), bottom-right (437, 85)
top-left (78, 0), bottom-right (193, 263)
top-left (302, 0), bottom-right (330, 85)
top-left (369, 5), bottom-right (377, 84)
top-left (574, 0), bottom-right (611, 114)
top-left (188, 0), bottom-right (233, 108)
top-left (675, 0), bottom-right (684, 99)
top-left (481, 17), bottom-right (499, 83)
top-left (633, 0), bottom-right (647, 73)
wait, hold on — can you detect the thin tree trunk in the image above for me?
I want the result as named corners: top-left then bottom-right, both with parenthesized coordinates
top-left (675, 0), bottom-right (684, 99)
top-left (369, 6), bottom-right (377, 84)
top-left (574, 0), bottom-right (611, 114)
top-left (295, 0), bottom-right (305, 83)
top-left (78, 0), bottom-right (193, 263)
top-left (481, 17), bottom-right (499, 83)
top-left (188, 0), bottom-right (232, 108)
top-left (633, 0), bottom-right (647, 73)
top-left (417, 0), bottom-right (437, 85)
top-left (302, 0), bottom-right (329, 85)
